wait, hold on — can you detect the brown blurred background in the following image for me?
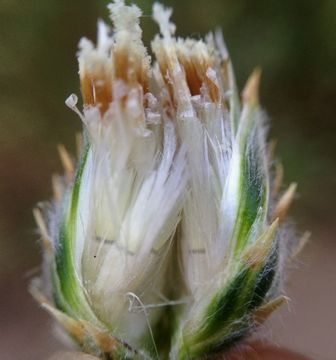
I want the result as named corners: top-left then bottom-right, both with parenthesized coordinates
top-left (0, 0), bottom-right (335, 359)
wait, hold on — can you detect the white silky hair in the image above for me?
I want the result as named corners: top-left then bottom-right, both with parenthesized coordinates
top-left (179, 102), bottom-right (233, 292)
top-left (151, 4), bottom-right (272, 312)
top-left (52, 0), bottom-right (278, 350)
top-left (71, 100), bottom-right (187, 340)
top-left (152, 3), bottom-right (232, 291)
top-left (64, 3), bottom-right (188, 342)
top-left (179, 103), bottom-right (270, 299)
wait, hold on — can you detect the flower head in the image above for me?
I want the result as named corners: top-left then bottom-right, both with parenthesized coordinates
top-left (31, 1), bottom-right (298, 359)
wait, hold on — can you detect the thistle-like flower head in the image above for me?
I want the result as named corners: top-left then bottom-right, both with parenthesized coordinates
top-left (31, 1), bottom-right (299, 359)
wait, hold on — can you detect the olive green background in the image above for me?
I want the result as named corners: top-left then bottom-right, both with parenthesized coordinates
top-left (1, 1), bottom-right (335, 359)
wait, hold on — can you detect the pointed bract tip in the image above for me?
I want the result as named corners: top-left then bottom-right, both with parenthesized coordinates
top-left (42, 304), bottom-right (87, 342)
top-left (242, 67), bottom-right (262, 106)
top-left (57, 144), bottom-right (75, 178)
top-left (253, 295), bottom-right (289, 325)
top-left (33, 208), bottom-right (53, 256)
top-left (29, 284), bottom-right (50, 306)
top-left (51, 174), bottom-right (63, 202)
top-left (272, 182), bottom-right (297, 221)
top-left (243, 218), bottom-right (279, 269)
top-left (81, 321), bottom-right (117, 353)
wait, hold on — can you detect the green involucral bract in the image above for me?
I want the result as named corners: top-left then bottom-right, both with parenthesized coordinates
top-left (54, 145), bottom-right (100, 323)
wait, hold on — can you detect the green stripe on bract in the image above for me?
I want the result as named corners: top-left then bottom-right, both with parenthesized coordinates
top-left (177, 266), bottom-right (251, 359)
top-left (233, 105), bottom-right (268, 254)
top-left (176, 103), bottom-right (272, 359)
top-left (234, 147), bottom-right (267, 252)
top-left (51, 260), bottom-right (74, 315)
top-left (193, 266), bottom-right (250, 342)
top-left (248, 247), bottom-right (278, 310)
top-left (54, 144), bottom-right (98, 323)
top-left (178, 250), bottom-right (277, 358)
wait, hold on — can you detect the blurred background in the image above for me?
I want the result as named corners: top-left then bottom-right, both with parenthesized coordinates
top-left (0, 0), bottom-right (335, 359)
